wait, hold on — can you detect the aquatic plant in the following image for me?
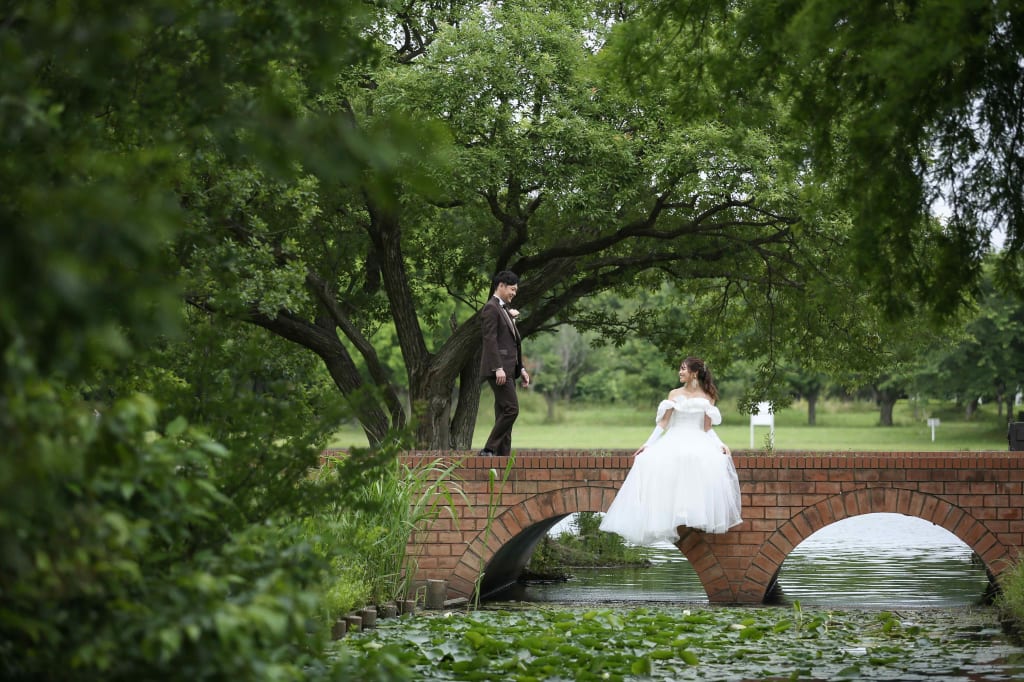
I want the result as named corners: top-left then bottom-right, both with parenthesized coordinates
top-left (332, 604), bottom-right (1024, 680)
top-left (473, 457), bottom-right (517, 609)
top-left (300, 453), bottom-right (467, 622)
top-left (997, 552), bottom-right (1024, 639)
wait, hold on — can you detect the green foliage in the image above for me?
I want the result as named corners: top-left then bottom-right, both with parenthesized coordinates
top-left (0, 389), bottom-right (340, 680)
top-left (168, 0), bottom-right (871, 451)
top-left (297, 455), bottom-right (468, 622)
top-left (915, 262), bottom-right (1024, 417)
top-left (528, 513), bottom-right (651, 575)
top-left (530, 326), bottom-right (593, 406)
top-left (0, 1), bottom-right (405, 679)
top-left (1, 296), bottom-right (395, 680)
top-left (996, 554), bottom-right (1024, 636)
top-left (640, 0), bottom-right (1024, 313)
top-left (1, 0), bottom-right (376, 374)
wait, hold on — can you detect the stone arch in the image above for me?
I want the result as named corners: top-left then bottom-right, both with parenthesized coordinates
top-left (448, 485), bottom-right (619, 599)
top-left (737, 486), bottom-right (1008, 603)
top-left (676, 529), bottom-right (736, 603)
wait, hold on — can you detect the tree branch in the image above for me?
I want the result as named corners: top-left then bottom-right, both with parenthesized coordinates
top-left (305, 271), bottom-right (406, 425)
top-left (363, 193), bottom-right (431, 381)
top-left (186, 295), bottom-right (393, 443)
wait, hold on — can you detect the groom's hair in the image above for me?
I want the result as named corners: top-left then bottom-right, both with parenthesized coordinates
top-left (490, 270), bottom-right (519, 294)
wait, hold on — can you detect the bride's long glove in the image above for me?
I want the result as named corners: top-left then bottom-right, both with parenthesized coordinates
top-left (709, 428), bottom-right (731, 456)
top-left (634, 426), bottom-right (664, 456)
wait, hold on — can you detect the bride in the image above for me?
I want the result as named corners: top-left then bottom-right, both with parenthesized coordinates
top-left (599, 356), bottom-right (742, 545)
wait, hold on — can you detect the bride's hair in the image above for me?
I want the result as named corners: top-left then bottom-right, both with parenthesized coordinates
top-left (682, 356), bottom-right (718, 402)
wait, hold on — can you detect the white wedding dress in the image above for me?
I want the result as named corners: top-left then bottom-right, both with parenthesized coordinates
top-left (599, 396), bottom-right (742, 545)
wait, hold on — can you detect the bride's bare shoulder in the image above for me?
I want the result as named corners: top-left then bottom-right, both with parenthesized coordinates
top-left (670, 388), bottom-right (712, 401)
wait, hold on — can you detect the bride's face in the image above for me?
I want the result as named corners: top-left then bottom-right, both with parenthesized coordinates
top-left (678, 365), bottom-right (692, 384)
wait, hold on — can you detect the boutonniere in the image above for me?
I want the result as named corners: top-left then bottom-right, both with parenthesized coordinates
top-left (507, 308), bottom-right (520, 320)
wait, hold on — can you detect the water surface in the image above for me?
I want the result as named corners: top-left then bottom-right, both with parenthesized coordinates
top-left (474, 514), bottom-right (1022, 681)
top-left (494, 513), bottom-right (992, 607)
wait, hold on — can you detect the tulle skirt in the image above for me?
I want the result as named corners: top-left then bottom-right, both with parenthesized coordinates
top-left (599, 427), bottom-right (742, 545)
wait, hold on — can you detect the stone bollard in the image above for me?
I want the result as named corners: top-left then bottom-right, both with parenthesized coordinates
top-left (331, 619), bottom-right (347, 640)
top-left (345, 614), bottom-right (362, 632)
top-left (359, 606), bottom-right (377, 629)
top-left (426, 579), bottom-right (447, 609)
top-left (380, 602), bottom-right (399, 618)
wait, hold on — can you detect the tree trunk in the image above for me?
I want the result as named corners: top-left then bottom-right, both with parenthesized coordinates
top-left (877, 389), bottom-right (898, 426)
top-left (406, 320), bottom-right (487, 450)
top-left (964, 397), bottom-right (978, 421)
top-left (544, 392), bottom-right (557, 422)
top-left (878, 399), bottom-right (895, 426)
top-left (449, 351), bottom-right (482, 449)
top-left (413, 389), bottom-right (454, 450)
top-left (806, 391), bottom-right (818, 426)
top-left (323, 353), bottom-right (394, 447)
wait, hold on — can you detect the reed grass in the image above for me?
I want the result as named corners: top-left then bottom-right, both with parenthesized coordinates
top-left (996, 553), bottom-right (1024, 636)
top-left (473, 456), bottom-right (517, 608)
top-left (298, 454), bottom-right (467, 621)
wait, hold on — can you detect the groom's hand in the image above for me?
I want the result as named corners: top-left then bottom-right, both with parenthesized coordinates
top-left (520, 369), bottom-right (530, 387)
top-left (495, 368), bottom-right (506, 385)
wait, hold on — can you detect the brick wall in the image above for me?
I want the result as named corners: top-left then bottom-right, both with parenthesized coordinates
top-left (400, 450), bottom-right (1024, 604)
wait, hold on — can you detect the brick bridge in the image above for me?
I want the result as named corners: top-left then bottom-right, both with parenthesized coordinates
top-left (402, 450), bottom-right (1024, 604)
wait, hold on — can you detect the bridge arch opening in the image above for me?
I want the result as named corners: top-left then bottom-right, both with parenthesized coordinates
top-left (768, 512), bottom-right (994, 607)
top-left (480, 511), bottom-right (715, 603)
top-left (478, 514), bottom-right (570, 598)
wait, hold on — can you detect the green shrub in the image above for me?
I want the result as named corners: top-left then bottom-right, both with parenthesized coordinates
top-left (0, 393), bottom-right (341, 680)
top-left (996, 553), bottom-right (1024, 637)
top-left (526, 512), bottom-right (650, 575)
top-left (295, 454), bottom-right (466, 623)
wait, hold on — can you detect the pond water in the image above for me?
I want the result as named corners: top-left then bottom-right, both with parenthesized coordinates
top-left (458, 513), bottom-right (1024, 681)
top-left (491, 513), bottom-right (993, 607)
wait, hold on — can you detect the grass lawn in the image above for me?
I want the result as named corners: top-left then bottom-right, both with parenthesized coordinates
top-left (327, 394), bottom-right (1015, 452)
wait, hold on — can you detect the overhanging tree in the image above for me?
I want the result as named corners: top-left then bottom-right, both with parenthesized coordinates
top-left (917, 262), bottom-right (1024, 420)
top-left (178, 0), bottom-right (855, 449)
top-left (635, 0), bottom-right (1024, 314)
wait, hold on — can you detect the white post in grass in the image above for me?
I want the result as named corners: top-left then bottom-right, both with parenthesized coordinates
top-left (750, 401), bottom-right (775, 448)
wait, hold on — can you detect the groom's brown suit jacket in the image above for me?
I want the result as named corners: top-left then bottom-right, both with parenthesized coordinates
top-left (479, 296), bottom-right (523, 381)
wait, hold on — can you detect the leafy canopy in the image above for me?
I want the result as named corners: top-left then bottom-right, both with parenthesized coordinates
top-left (627, 0), bottom-right (1024, 314)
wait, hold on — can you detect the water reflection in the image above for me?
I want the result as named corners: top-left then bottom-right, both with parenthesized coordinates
top-left (773, 513), bottom-right (992, 607)
top-left (494, 545), bottom-right (703, 603)
top-left (493, 513), bottom-right (992, 607)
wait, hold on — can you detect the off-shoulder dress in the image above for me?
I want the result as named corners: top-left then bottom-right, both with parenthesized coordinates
top-left (599, 396), bottom-right (742, 545)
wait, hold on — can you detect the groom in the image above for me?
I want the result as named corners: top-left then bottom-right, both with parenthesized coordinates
top-left (479, 270), bottom-right (530, 456)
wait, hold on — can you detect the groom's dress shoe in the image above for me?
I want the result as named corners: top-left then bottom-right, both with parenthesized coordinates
top-left (477, 449), bottom-right (495, 456)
